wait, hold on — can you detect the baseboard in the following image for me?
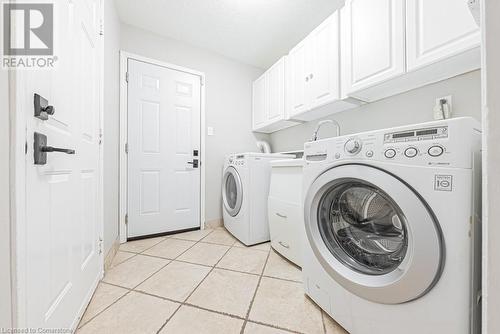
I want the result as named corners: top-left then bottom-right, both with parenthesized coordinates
top-left (104, 236), bottom-right (120, 272)
top-left (205, 218), bottom-right (223, 229)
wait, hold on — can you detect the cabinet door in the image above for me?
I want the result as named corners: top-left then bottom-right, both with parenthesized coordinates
top-left (267, 57), bottom-right (286, 123)
top-left (309, 12), bottom-right (340, 109)
top-left (406, 0), bottom-right (480, 71)
top-left (288, 39), bottom-right (310, 117)
top-left (252, 74), bottom-right (268, 130)
top-left (341, 0), bottom-right (405, 95)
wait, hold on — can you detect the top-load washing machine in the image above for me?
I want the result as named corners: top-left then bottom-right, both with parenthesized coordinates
top-left (222, 152), bottom-right (292, 245)
top-left (301, 117), bottom-right (481, 334)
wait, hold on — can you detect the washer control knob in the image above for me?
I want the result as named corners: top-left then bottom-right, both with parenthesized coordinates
top-left (428, 145), bottom-right (445, 157)
top-left (384, 148), bottom-right (397, 159)
top-left (404, 147), bottom-right (418, 158)
top-left (345, 138), bottom-right (362, 155)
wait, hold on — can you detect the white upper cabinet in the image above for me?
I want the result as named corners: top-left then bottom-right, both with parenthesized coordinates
top-left (341, 0), bottom-right (406, 96)
top-left (288, 39), bottom-right (309, 117)
top-left (252, 73), bottom-right (268, 130)
top-left (341, 0), bottom-right (481, 102)
top-left (288, 11), bottom-right (361, 121)
top-left (252, 57), bottom-right (299, 133)
top-left (406, 0), bottom-right (480, 71)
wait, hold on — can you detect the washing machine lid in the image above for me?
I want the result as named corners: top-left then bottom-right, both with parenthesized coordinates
top-left (223, 166), bottom-right (243, 217)
top-left (304, 164), bottom-right (444, 304)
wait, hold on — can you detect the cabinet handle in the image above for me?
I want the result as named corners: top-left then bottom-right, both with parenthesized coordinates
top-left (279, 241), bottom-right (290, 249)
top-left (275, 213), bottom-right (287, 219)
top-left (309, 73), bottom-right (314, 79)
top-left (305, 76), bottom-right (309, 82)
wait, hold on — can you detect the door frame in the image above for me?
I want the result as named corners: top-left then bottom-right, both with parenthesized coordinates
top-left (8, 0), bottom-right (105, 327)
top-left (119, 51), bottom-right (207, 243)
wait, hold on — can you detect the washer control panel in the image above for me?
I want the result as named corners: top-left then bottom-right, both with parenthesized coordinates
top-left (304, 118), bottom-right (480, 169)
top-left (227, 155), bottom-right (246, 166)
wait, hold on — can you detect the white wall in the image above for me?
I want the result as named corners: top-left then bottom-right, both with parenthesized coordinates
top-left (103, 0), bottom-right (121, 255)
top-left (481, 0), bottom-right (500, 332)
top-left (0, 68), bottom-right (12, 328)
top-left (270, 70), bottom-right (481, 152)
top-left (120, 24), bottom-right (268, 223)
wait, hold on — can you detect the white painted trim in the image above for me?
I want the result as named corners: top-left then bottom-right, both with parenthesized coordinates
top-left (119, 51), bottom-right (207, 243)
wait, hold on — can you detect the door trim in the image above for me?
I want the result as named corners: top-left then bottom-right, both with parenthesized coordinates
top-left (119, 51), bottom-right (207, 243)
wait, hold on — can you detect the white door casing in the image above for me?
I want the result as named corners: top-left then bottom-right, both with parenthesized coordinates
top-left (341, 0), bottom-right (406, 95)
top-left (406, 0), bottom-right (481, 71)
top-left (14, 0), bottom-right (103, 329)
top-left (304, 164), bottom-right (443, 304)
top-left (127, 59), bottom-right (202, 238)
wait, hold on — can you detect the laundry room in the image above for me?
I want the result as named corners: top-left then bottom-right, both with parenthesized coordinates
top-left (2, 0), bottom-right (500, 333)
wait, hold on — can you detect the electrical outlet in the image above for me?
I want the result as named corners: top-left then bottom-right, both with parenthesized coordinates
top-left (433, 96), bottom-right (453, 120)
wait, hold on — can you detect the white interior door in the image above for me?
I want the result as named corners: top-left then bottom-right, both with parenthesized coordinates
top-left (21, 0), bottom-right (102, 329)
top-left (127, 59), bottom-right (202, 238)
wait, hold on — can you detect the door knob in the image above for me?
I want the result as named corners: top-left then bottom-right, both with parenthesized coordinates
top-left (34, 93), bottom-right (55, 120)
top-left (34, 132), bottom-right (75, 165)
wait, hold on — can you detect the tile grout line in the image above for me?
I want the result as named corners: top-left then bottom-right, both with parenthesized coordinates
top-left (239, 246), bottom-right (272, 334)
top-left (321, 310), bottom-right (328, 334)
top-left (79, 229), bottom-right (217, 330)
top-left (81, 229), bottom-right (291, 333)
top-left (154, 234), bottom-right (235, 334)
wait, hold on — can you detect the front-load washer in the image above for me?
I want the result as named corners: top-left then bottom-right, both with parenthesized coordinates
top-left (301, 117), bottom-right (481, 334)
top-left (222, 152), bottom-right (292, 245)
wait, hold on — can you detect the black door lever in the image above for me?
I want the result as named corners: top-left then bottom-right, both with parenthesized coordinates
top-left (34, 132), bottom-right (75, 165)
top-left (41, 146), bottom-right (75, 154)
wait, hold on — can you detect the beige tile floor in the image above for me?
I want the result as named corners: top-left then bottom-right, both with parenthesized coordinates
top-left (77, 227), bottom-right (348, 334)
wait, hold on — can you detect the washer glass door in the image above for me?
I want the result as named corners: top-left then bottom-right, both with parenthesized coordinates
top-left (318, 181), bottom-right (408, 276)
top-left (223, 166), bottom-right (243, 217)
top-left (304, 164), bottom-right (444, 304)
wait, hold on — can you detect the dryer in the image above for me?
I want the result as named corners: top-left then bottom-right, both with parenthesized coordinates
top-left (302, 117), bottom-right (481, 334)
top-left (222, 152), bottom-right (292, 245)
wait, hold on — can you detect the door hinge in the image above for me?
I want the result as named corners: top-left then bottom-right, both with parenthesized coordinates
top-left (125, 214), bottom-right (128, 225)
top-left (98, 237), bottom-right (103, 255)
top-left (125, 72), bottom-right (129, 83)
top-left (99, 128), bottom-right (103, 145)
top-left (125, 143), bottom-right (128, 154)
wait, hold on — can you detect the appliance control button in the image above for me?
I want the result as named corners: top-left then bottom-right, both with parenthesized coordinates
top-left (428, 145), bottom-right (444, 157)
top-left (366, 150), bottom-right (374, 158)
top-left (404, 147), bottom-right (418, 158)
top-left (335, 153), bottom-right (341, 159)
top-left (384, 149), bottom-right (397, 159)
top-left (345, 138), bottom-right (362, 155)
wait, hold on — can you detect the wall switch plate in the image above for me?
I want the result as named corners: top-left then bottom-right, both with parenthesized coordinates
top-left (433, 95), bottom-right (453, 120)
top-left (207, 127), bottom-right (214, 136)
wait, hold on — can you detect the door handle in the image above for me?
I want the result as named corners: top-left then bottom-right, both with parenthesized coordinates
top-left (187, 159), bottom-right (199, 168)
top-left (34, 132), bottom-right (75, 165)
top-left (41, 146), bottom-right (75, 154)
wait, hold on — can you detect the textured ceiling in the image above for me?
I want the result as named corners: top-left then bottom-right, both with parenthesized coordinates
top-left (114, 0), bottom-right (343, 69)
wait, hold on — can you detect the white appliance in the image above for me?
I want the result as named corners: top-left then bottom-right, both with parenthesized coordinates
top-left (268, 159), bottom-right (305, 266)
top-left (302, 117), bottom-right (481, 334)
top-left (222, 152), bottom-right (292, 245)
